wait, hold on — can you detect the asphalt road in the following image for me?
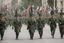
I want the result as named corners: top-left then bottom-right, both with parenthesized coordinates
top-left (0, 24), bottom-right (64, 43)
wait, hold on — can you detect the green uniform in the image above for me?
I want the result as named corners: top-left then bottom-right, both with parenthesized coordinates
top-left (58, 17), bottom-right (64, 38)
top-left (37, 18), bottom-right (45, 39)
top-left (27, 6), bottom-right (37, 40)
top-left (0, 20), bottom-right (6, 40)
top-left (48, 17), bottom-right (57, 38)
top-left (13, 14), bottom-right (22, 40)
top-left (13, 18), bottom-right (22, 40)
top-left (27, 17), bottom-right (36, 40)
top-left (0, 13), bottom-right (6, 40)
top-left (13, 18), bottom-right (22, 32)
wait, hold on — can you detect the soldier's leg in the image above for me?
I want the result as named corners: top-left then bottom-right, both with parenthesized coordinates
top-left (52, 28), bottom-right (56, 38)
top-left (29, 32), bottom-right (32, 39)
top-left (59, 27), bottom-right (63, 38)
top-left (61, 28), bottom-right (63, 39)
top-left (50, 27), bottom-right (53, 35)
top-left (1, 31), bottom-right (4, 40)
top-left (38, 29), bottom-right (42, 39)
top-left (29, 30), bottom-right (32, 39)
top-left (16, 32), bottom-right (19, 40)
top-left (51, 27), bottom-right (54, 38)
top-left (38, 29), bottom-right (43, 39)
top-left (38, 30), bottom-right (40, 37)
top-left (19, 29), bottom-right (21, 32)
top-left (50, 27), bottom-right (52, 33)
top-left (40, 31), bottom-right (43, 39)
top-left (31, 33), bottom-right (34, 40)
top-left (61, 33), bottom-right (63, 39)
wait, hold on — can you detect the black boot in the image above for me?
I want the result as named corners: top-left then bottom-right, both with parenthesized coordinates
top-left (39, 30), bottom-right (43, 39)
top-left (39, 32), bottom-right (42, 39)
top-left (1, 33), bottom-right (4, 40)
top-left (16, 32), bottom-right (19, 40)
top-left (61, 34), bottom-right (63, 39)
top-left (51, 31), bottom-right (55, 38)
top-left (29, 32), bottom-right (32, 40)
top-left (31, 33), bottom-right (34, 40)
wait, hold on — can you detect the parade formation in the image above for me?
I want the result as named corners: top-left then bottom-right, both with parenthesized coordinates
top-left (0, 5), bottom-right (64, 40)
top-left (0, 0), bottom-right (64, 41)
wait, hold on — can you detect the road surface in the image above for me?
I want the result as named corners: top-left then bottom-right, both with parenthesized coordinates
top-left (0, 24), bottom-right (64, 43)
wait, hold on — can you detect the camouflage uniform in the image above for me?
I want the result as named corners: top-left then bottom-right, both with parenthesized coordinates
top-left (27, 6), bottom-right (37, 40)
top-left (12, 12), bottom-right (22, 40)
top-left (27, 17), bottom-right (36, 40)
top-left (0, 13), bottom-right (6, 40)
top-left (48, 9), bottom-right (57, 38)
top-left (37, 14), bottom-right (45, 39)
top-left (49, 17), bottom-right (57, 38)
top-left (58, 12), bottom-right (64, 38)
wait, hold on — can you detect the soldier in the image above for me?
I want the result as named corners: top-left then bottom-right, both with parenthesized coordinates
top-left (27, 14), bottom-right (36, 40)
top-left (0, 13), bottom-right (6, 40)
top-left (58, 1), bottom-right (64, 38)
top-left (12, 10), bottom-right (22, 40)
top-left (37, 14), bottom-right (45, 39)
top-left (27, 6), bottom-right (36, 40)
top-left (58, 10), bottom-right (64, 39)
top-left (48, 8), bottom-right (57, 38)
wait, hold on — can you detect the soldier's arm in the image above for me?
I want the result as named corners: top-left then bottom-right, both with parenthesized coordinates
top-left (34, 19), bottom-right (38, 30)
top-left (3, 21), bottom-right (7, 30)
top-left (43, 19), bottom-right (45, 27)
top-left (47, 18), bottom-right (51, 25)
top-left (55, 18), bottom-right (57, 27)
top-left (19, 20), bottom-right (22, 27)
top-left (57, 18), bottom-right (61, 24)
top-left (19, 20), bottom-right (22, 29)
top-left (27, 19), bottom-right (30, 30)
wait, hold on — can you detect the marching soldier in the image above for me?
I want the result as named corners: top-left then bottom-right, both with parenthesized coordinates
top-left (58, 10), bottom-right (64, 39)
top-left (27, 6), bottom-right (36, 40)
top-left (37, 14), bottom-right (45, 39)
top-left (58, 1), bottom-right (64, 39)
top-left (12, 10), bottom-right (22, 40)
top-left (0, 13), bottom-right (6, 40)
top-left (48, 8), bottom-right (57, 38)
